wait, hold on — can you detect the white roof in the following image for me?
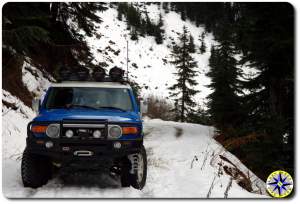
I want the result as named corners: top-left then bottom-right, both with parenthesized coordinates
top-left (51, 81), bottom-right (131, 89)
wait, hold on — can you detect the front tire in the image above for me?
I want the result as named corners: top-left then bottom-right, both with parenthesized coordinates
top-left (122, 145), bottom-right (147, 190)
top-left (21, 148), bottom-right (51, 188)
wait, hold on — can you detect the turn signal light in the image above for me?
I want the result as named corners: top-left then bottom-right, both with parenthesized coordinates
top-left (122, 127), bottom-right (138, 134)
top-left (31, 125), bottom-right (47, 133)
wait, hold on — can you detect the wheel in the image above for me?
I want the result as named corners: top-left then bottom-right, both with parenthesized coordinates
top-left (127, 145), bottom-right (147, 190)
top-left (21, 148), bottom-right (51, 188)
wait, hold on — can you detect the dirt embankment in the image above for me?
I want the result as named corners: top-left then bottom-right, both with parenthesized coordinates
top-left (2, 55), bottom-right (33, 107)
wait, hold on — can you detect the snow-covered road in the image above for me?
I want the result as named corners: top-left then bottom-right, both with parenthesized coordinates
top-left (2, 97), bottom-right (268, 198)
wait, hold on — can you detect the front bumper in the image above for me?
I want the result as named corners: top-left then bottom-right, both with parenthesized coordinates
top-left (26, 119), bottom-right (143, 170)
top-left (26, 137), bottom-right (143, 165)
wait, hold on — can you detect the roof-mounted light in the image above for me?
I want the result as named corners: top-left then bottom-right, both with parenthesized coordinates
top-left (109, 67), bottom-right (124, 82)
top-left (92, 67), bottom-right (106, 81)
top-left (58, 66), bottom-right (89, 81)
top-left (76, 67), bottom-right (89, 81)
top-left (57, 66), bottom-right (128, 83)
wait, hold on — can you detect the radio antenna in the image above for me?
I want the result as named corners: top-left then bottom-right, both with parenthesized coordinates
top-left (126, 40), bottom-right (129, 80)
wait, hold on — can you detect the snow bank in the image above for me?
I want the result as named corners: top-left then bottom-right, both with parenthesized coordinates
top-left (143, 120), bottom-right (268, 198)
top-left (2, 91), bottom-right (35, 197)
top-left (3, 58), bottom-right (52, 197)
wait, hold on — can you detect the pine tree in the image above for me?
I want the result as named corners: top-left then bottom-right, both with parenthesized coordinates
top-left (203, 3), bottom-right (243, 137)
top-left (176, 4), bottom-right (187, 21)
top-left (2, 2), bottom-right (107, 75)
top-left (168, 26), bottom-right (199, 122)
top-left (139, 18), bottom-right (147, 37)
top-left (126, 3), bottom-right (141, 28)
top-left (158, 13), bottom-right (164, 30)
top-left (117, 3), bottom-right (123, 21)
top-left (145, 12), bottom-right (155, 35)
top-left (162, 2), bottom-right (169, 13)
top-left (234, 3), bottom-right (294, 176)
top-left (154, 13), bottom-right (164, 44)
top-left (130, 27), bottom-right (138, 41)
top-left (55, 2), bottom-right (106, 37)
top-left (168, 1), bottom-right (295, 180)
top-left (154, 29), bottom-right (163, 44)
top-left (206, 43), bottom-right (241, 137)
top-left (188, 34), bottom-right (196, 53)
top-left (186, 104), bottom-right (211, 125)
top-left (199, 32), bottom-right (206, 54)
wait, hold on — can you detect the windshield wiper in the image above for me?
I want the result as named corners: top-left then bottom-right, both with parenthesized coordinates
top-left (67, 104), bottom-right (99, 110)
top-left (98, 106), bottom-right (127, 112)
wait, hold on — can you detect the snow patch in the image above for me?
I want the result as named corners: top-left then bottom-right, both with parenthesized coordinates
top-left (2, 91), bottom-right (35, 197)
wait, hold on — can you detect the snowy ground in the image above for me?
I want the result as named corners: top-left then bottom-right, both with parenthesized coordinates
top-left (2, 93), bottom-right (268, 198)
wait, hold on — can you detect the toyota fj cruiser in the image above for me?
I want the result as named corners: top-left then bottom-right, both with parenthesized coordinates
top-left (21, 67), bottom-right (148, 190)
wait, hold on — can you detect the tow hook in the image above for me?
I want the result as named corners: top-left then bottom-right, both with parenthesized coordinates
top-left (73, 150), bottom-right (94, 157)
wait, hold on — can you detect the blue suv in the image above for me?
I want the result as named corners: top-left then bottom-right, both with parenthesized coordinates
top-left (21, 68), bottom-right (147, 190)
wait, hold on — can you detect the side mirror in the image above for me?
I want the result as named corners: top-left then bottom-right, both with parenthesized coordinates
top-left (140, 100), bottom-right (148, 114)
top-left (32, 98), bottom-right (40, 113)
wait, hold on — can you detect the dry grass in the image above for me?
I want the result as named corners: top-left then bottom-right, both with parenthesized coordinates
top-left (219, 155), bottom-right (253, 192)
top-left (222, 133), bottom-right (261, 150)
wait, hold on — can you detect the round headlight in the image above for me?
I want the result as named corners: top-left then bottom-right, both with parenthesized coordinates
top-left (108, 125), bottom-right (122, 139)
top-left (65, 129), bottom-right (74, 138)
top-left (46, 124), bottom-right (60, 138)
top-left (93, 130), bottom-right (102, 138)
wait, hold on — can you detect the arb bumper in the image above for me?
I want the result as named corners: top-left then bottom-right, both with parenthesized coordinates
top-left (26, 137), bottom-right (143, 165)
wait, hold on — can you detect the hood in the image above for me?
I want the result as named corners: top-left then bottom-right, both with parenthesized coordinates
top-left (35, 108), bottom-right (141, 123)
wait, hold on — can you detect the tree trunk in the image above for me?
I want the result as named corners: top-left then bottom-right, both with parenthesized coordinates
top-left (181, 82), bottom-right (186, 122)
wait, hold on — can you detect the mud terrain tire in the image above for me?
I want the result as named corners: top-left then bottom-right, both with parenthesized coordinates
top-left (129, 145), bottom-right (147, 190)
top-left (21, 148), bottom-right (51, 188)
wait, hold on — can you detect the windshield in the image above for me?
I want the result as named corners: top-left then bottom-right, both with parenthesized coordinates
top-left (45, 87), bottom-right (133, 111)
